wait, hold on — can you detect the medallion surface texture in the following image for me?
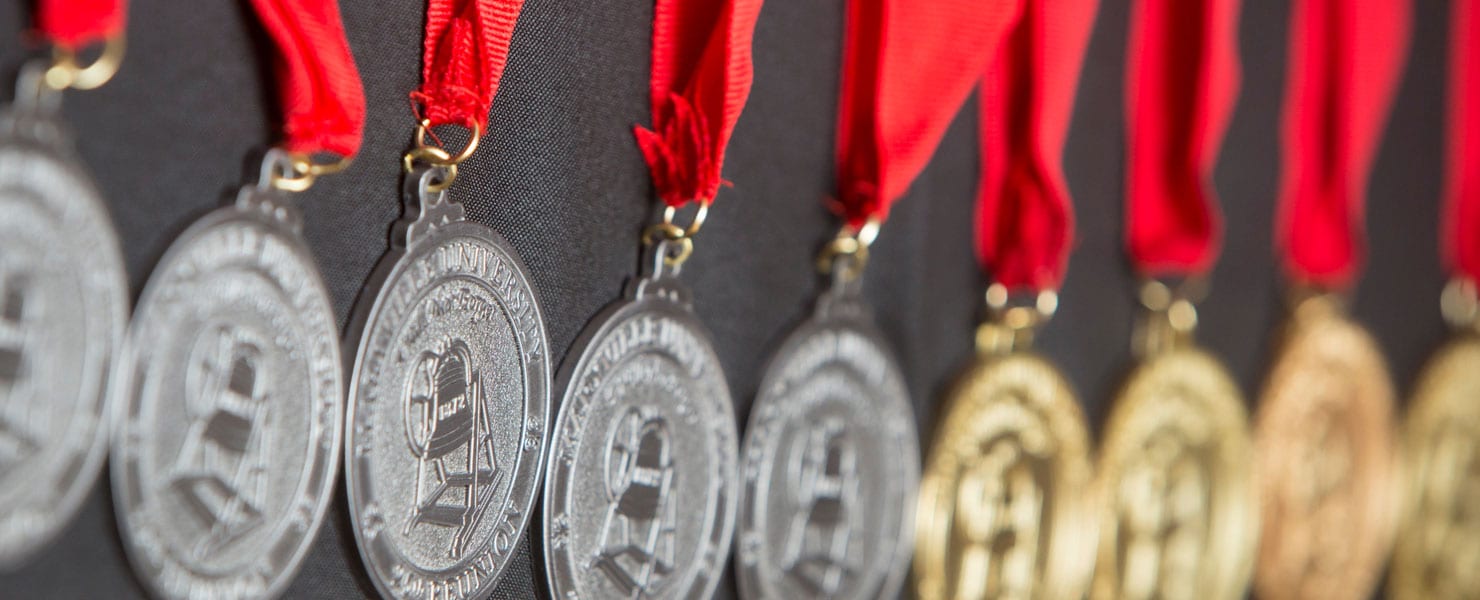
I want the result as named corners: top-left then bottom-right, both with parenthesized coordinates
top-left (346, 182), bottom-right (550, 600)
top-left (736, 292), bottom-right (919, 600)
top-left (1392, 334), bottom-right (1480, 600)
top-left (0, 109), bottom-right (128, 567)
top-left (111, 187), bottom-right (343, 600)
top-left (1253, 302), bottom-right (1396, 600)
top-left (544, 274), bottom-right (739, 600)
top-left (1092, 348), bottom-right (1255, 600)
top-left (915, 351), bottom-right (1094, 600)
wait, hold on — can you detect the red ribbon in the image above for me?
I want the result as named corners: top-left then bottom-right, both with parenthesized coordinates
top-left (834, 0), bottom-right (1020, 228)
top-left (1123, 0), bottom-right (1241, 277)
top-left (633, 0), bottom-right (761, 208)
top-left (250, 0), bottom-right (366, 158)
top-left (974, 0), bottom-right (1098, 290)
top-left (1277, 0), bottom-right (1410, 288)
top-left (413, 0), bottom-right (525, 130)
top-left (1447, 0), bottom-right (1480, 282)
top-left (36, 0), bottom-right (125, 49)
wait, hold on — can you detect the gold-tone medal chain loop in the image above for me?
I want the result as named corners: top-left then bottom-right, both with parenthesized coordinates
top-left (642, 202), bottom-right (711, 267)
top-left (269, 152), bottom-right (353, 193)
top-left (44, 35), bottom-right (124, 91)
top-left (976, 283), bottom-right (1059, 354)
top-left (402, 120), bottom-right (482, 193)
top-left (1441, 276), bottom-right (1480, 331)
top-left (1133, 278), bottom-right (1206, 357)
top-left (815, 217), bottom-right (880, 281)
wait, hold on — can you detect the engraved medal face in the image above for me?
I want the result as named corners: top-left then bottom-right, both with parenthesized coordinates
top-left (1093, 348), bottom-right (1256, 600)
top-left (0, 116), bottom-right (128, 567)
top-left (737, 292), bottom-right (919, 600)
top-left (111, 190), bottom-right (343, 600)
top-left (543, 276), bottom-right (739, 600)
top-left (345, 185), bottom-right (550, 600)
top-left (914, 351), bottom-right (1095, 600)
top-left (1392, 334), bottom-right (1480, 600)
top-left (1253, 301), bottom-right (1396, 600)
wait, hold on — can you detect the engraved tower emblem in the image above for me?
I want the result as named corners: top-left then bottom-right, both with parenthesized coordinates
top-left (782, 417), bottom-right (858, 595)
top-left (0, 273), bottom-right (37, 468)
top-left (593, 406), bottom-right (677, 597)
top-left (402, 339), bottom-right (501, 558)
top-left (956, 433), bottom-right (1043, 599)
top-left (1117, 428), bottom-right (1209, 599)
top-left (169, 325), bottom-right (273, 559)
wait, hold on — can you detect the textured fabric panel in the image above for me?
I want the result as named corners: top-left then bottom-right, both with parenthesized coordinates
top-left (0, 0), bottom-right (1449, 598)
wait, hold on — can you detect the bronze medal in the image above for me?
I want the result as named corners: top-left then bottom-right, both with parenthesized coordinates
top-left (1253, 293), bottom-right (1398, 600)
top-left (1092, 284), bottom-right (1256, 600)
top-left (915, 291), bottom-right (1095, 600)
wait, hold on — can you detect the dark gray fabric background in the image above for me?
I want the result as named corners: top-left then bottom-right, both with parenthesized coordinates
top-left (0, 0), bottom-right (1450, 598)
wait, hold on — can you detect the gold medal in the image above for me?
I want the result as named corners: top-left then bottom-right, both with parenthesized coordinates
top-left (1092, 282), bottom-right (1256, 600)
top-left (1390, 280), bottom-right (1480, 600)
top-left (1253, 292), bottom-right (1398, 600)
top-left (915, 288), bottom-right (1096, 600)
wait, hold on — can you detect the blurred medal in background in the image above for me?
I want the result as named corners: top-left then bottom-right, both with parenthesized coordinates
top-left (914, 1), bottom-right (1100, 598)
top-left (1093, 1), bottom-right (1256, 598)
top-left (0, 0), bottom-right (128, 569)
top-left (541, 1), bottom-right (759, 598)
top-left (109, 1), bottom-right (364, 597)
top-left (1252, 1), bottom-right (1410, 598)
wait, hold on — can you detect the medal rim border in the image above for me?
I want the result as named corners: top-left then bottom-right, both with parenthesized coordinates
top-left (108, 203), bottom-right (345, 600)
top-left (343, 218), bottom-right (553, 600)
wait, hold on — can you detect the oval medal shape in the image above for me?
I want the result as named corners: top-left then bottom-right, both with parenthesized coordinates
top-left (1093, 348), bottom-right (1256, 600)
top-left (345, 213), bottom-right (550, 600)
top-left (737, 295), bottom-right (919, 600)
top-left (0, 117), bottom-right (127, 567)
top-left (1253, 301), bottom-right (1396, 600)
top-left (543, 276), bottom-right (738, 600)
top-left (914, 351), bottom-right (1094, 600)
top-left (111, 191), bottom-right (342, 600)
top-left (1392, 334), bottom-right (1480, 600)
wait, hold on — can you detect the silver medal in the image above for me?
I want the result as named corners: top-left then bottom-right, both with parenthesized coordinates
top-left (0, 66), bottom-right (128, 567)
top-left (736, 275), bottom-right (919, 600)
top-left (345, 169), bottom-right (551, 600)
top-left (543, 243), bottom-right (739, 600)
top-left (110, 153), bottom-right (345, 599)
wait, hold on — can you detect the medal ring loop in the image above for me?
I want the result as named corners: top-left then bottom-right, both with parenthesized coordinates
top-left (641, 222), bottom-right (694, 266)
top-left (412, 119), bottom-right (481, 167)
top-left (985, 283), bottom-right (1058, 328)
top-left (815, 217), bottom-right (880, 281)
top-left (402, 146), bottom-right (458, 192)
top-left (1442, 276), bottom-right (1480, 330)
top-left (663, 202), bottom-right (710, 238)
top-left (46, 36), bottom-right (125, 91)
top-left (268, 152), bottom-right (353, 193)
top-left (1134, 279), bottom-right (1206, 356)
